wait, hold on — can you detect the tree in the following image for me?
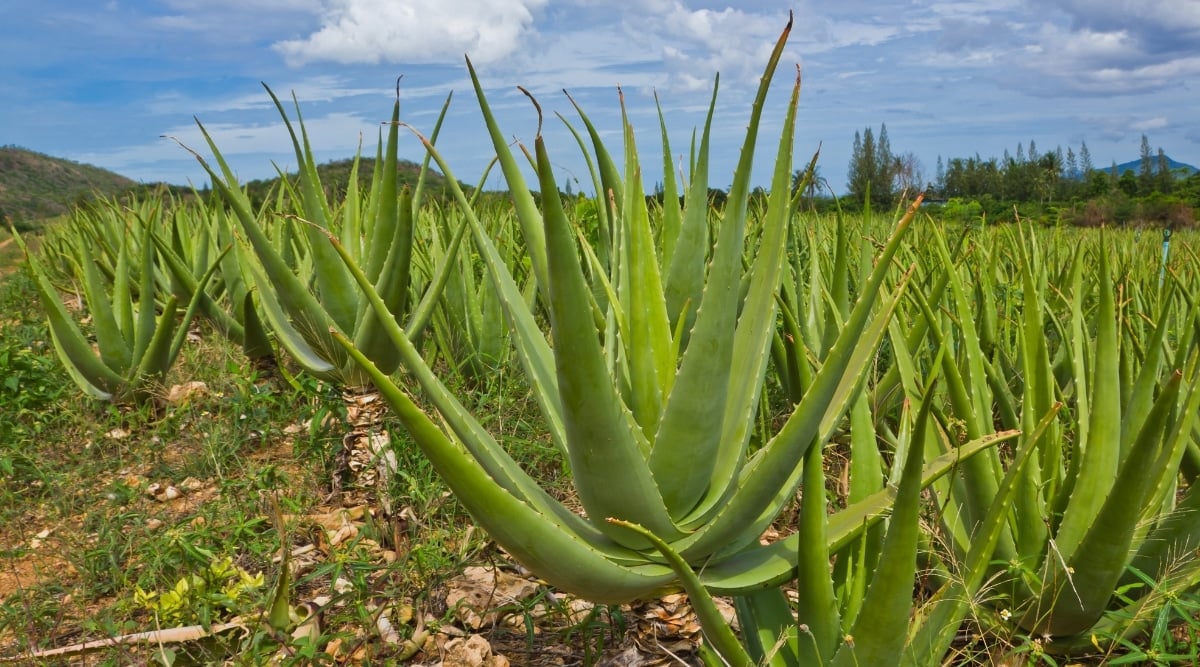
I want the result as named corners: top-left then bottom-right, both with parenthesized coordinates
top-left (847, 129), bottom-right (873, 204)
top-left (893, 151), bottom-right (925, 198)
top-left (847, 124), bottom-right (895, 209)
top-left (1157, 148), bottom-right (1173, 194)
top-left (1139, 134), bottom-right (1154, 195)
top-left (1079, 141), bottom-right (1094, 175)
top-left (935, 155), bottom-right (946, 195)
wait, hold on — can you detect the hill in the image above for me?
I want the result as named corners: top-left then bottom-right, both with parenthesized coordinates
top-left (0, 148), bottom-right (470, 232)
top-left (0, 146), bottom-right (140, 226)
top-left (238, 156), bottom-right (468, 210)
top-left (1110, 155), bottom-right (1197, 177)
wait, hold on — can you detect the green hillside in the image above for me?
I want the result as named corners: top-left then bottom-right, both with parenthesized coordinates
top-left (0, 146), bottom-right (139, 226)
top-left (0, 148), bottom-right (468, 233)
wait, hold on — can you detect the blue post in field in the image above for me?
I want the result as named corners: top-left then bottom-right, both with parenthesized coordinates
top-left (1160, 227), bottom-right (1172, 287)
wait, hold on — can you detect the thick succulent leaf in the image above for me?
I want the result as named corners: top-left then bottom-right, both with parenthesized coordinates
top-left (465, 58), bottom-right (549, 302)
top-left (536, 134), bottom-right (684, 547)
top-left (903, 405), bottom-right (1061, 666)
top-left (1024, 367), bottom-right (1197, 636)
top-left (829, 382), bottom-right (931, 667)
top-left (1054, 239), bottom-right (1122, 562)
top-left (14, 231), bottom-right (124, 399)
top-left (697, 430), bottom-right (1017, 594)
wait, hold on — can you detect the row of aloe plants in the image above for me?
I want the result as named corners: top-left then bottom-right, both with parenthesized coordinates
top-left (13, 15), bottom-right (1200, 664)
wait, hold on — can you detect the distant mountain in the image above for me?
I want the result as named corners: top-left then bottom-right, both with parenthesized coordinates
top-left (0, 146), bottom-right (140, 225)
top-left (1109, 155), bottom-right (1197, 177)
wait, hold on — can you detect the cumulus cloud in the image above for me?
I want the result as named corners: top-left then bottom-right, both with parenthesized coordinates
top-left (274, 0), bottom-right (547, 65)
top-left (1017, 19), bottom-right (1200, 96)
top-left (1046, 0), bottom-right (1200, 49)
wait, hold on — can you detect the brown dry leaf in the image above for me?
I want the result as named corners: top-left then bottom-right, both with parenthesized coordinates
top-left (165, 381), bottom-right (208, 405)
top-left (444, 566), bottom-right (540, 629)
top-left (437, 634), bottom-right (509, 667)
top-left (28, 528), bottom-right (51, 550)
top-left (594, 647), bottom-right (646, 666)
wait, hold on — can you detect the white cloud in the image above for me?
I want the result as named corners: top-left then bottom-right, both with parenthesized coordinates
top-left (1131, 117), bottom-right (1169, 132)
top-left (274, 0), bottom-right (548, 66)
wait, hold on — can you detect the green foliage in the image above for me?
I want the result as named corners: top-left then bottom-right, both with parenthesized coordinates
top-left (132, 556), bottom-right (264, 626)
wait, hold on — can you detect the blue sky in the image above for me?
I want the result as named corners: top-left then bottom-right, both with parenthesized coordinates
top-left (2, 1), bottom-right (1198, 196)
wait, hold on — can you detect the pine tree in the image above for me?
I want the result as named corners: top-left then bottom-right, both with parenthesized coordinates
top-left (1139, 134), bottom-right (1154, 195)
top-left (874, 124), bottom-right (895, 206)
top-left (1066, 147), bottom-right (1078, 180)
top-left (1157, 147), bottom-right (1172, 194)
top-left (1079, 141), bottom-right (1093, 175)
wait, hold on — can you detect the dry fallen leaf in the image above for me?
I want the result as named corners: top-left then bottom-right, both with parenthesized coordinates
top-left (29, 528), bottom-right (52, 549)
top-left (437, 634), bottom-right (509, 667)
top-left (444, 566), bottom-right (540, 630)
top-left (165, 381), bottom-right (208, 405)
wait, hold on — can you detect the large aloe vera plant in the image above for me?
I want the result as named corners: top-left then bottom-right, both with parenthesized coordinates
top-left (320, 17), bottom-right (1015, 663)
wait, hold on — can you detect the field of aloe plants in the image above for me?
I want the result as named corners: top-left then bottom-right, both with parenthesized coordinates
top-left (5, 18), bottom-right (1200, 666)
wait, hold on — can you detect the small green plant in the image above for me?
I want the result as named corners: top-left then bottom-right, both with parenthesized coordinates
top-left (133, 555), bottom-right (264, 627)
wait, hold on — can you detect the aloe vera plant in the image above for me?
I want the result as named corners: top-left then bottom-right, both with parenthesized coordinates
top-left (314, 20), bottom-right (1021, 667)
top-left (889, 222), bottom-right (1200, 655)
top-left (11, 203), bottom-right (216, 403)
top-left (185, 84), bottom-right (465, 512)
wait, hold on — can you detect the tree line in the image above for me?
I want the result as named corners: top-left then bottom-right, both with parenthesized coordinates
top-left (836, 126), bottom-right (1200, 227)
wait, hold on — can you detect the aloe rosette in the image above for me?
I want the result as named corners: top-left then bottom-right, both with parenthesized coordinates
top-left (12, 207), bottom-right (216, 403)
top-left (316, 21), bottom-right (1018, 667)
top-left (183, 84), bottom-right (467, 512)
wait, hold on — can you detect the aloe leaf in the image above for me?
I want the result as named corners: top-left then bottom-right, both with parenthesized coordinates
top-left (652, 65), bottom-right (798, 521)
top-left (661, 79), bottom-right (717, 335)
top-left (617, 94), bottom-right (674, 437)
top-left (331, 328), bottom-right (678, 603)
top-left (78, 246), bottom-right (132, 374)
top-left (904, 404), bottom-right (1061, 666)
top-left (535, 132), bottom-right (683, 547)
top-left (609, 518), bottom-right (754, 666)
top-left (263, 86), bottom-right (358, 333)
top-left (830, 381), bottom-right (932, 667)
top-left (697, 429), bottom-right (1018, 594)
top-left (678, 203), bottom-right (918, 558)
top-left (14, 230), bottom-right (124, 399)
top-left (1054, 238), bottom-right (1122, 562)
top-left (465, 58), bottom-right (549, 303)
top-left (794, 435), bottom-right (840, 660)
top-left (734, 588), bottom-right (802, 666)
top-left (150, 230), bottom-right (245, 346)
top-left (405, 128), bottom-right (567, 454)
top-left (1025, 366), bottom-right (1196, 636)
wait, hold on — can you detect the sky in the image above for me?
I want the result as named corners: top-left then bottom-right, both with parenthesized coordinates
top-left (1, 0), bottom-right (1198, 196)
